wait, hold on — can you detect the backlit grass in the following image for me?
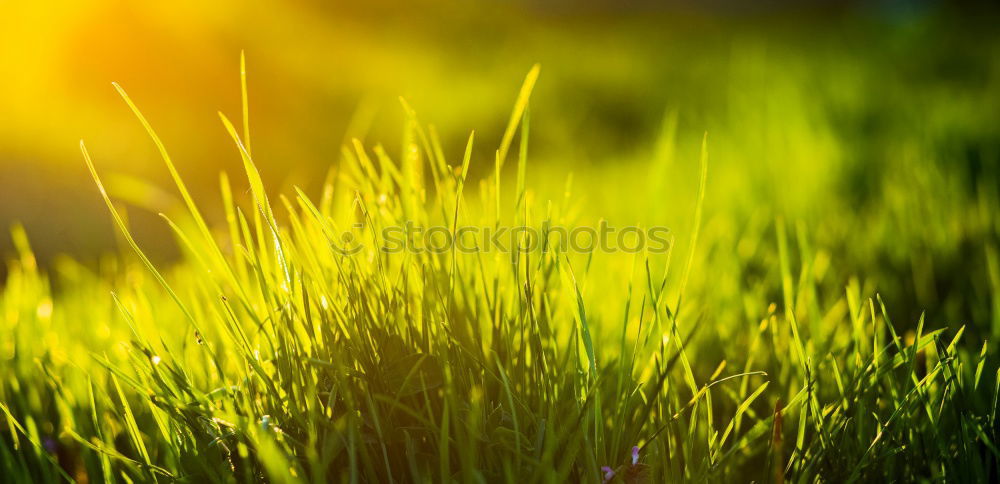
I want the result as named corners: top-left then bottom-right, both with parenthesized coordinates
top-left (2, 59), bottom-right (1000, 483)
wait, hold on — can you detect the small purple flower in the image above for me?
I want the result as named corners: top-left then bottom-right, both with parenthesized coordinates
top-left (43, 437), bottom-right (57, 454)
top-left (602, 445), bottom-right (644, 483)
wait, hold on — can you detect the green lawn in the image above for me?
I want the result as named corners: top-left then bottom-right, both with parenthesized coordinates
top-left (3, 25), bottom-right (1000, 482)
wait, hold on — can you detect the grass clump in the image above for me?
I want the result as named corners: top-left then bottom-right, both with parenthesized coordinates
top-left (2, 62), bottom-right (1000, 483)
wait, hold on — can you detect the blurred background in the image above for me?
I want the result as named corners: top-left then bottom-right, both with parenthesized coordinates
top-left (1, 0), bottom-right (999, 329)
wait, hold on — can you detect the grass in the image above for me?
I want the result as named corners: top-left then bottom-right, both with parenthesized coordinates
top-left (1, 58), bottom-right (1000, 483)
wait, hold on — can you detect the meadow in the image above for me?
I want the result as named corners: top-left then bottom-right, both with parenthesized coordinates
top-left (2, 4), bottom-right (1000, 483)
